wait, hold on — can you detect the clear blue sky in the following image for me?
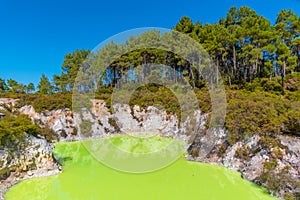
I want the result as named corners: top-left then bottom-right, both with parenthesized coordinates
top-left (0, 0), bottom-right (299, 85)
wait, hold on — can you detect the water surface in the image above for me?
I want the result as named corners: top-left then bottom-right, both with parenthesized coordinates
top-left (6, 136), bottom-right (277, 200)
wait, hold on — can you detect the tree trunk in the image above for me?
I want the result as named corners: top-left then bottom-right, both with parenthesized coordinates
top-left (297, 46), bottom-right (300, 72)
top-left (281, 61), bottom-right (286, 95)
top-left (226, 63), bottom-right (232, 86)
top-left (173, 64), bottom-right (177, 83)
top-left (281, 73), bottom-right (285, 95)
top-left (113, 66), bottom-right (117, 87)
top-left (243, 61), bottom-right (247, 83)
top-left (190, 67), bottom-right (195, 88)
top-left (233, 45), bottom-right (237, 79)
top-left (254, 56), bottom-right (258, 79)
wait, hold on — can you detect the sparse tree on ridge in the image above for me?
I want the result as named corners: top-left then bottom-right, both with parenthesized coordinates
top-left (37, 74), bottom-right (52, 94)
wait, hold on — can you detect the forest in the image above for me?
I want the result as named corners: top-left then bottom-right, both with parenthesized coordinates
top-left (1, 6), bottom-right (300, 95)
top-left (1, 6), bottom-right (299, 142)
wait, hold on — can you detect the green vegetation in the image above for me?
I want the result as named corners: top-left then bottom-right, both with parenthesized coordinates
top-left (0, 92), bottom-right (72, 113)
top-left (0, 114), bottom-right (39, 148)
top-left (0, 112), bottom-right (57, 148)
top-left (108, 117), bottom-right (120, 132)
top-left (1, 7), bottom-right (300, 96)
top-left (258, 160), bottom-right (300, 199)
top-left (79, 120), bottom-right (93, 137)
top-left (0, 78), bottom-right (35, 94)
top-left (53, 49), bottom-right (90, 92)
top-left (37, 74), bottom-right (53, 94)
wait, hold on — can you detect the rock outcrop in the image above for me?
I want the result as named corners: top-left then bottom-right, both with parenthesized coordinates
top-left (189, 134), bottom-right (300, 199)
top-left (18, 100), bottom-right (206, 144)
top-left (0, 135), bottom-right (60, 200)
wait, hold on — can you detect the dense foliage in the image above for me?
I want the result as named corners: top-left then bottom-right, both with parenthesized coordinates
top-left (0, 114), bottom-right (38, 148)
top-left (0, 111), bottom-right (58, 149)
top-left (0, 7), bottom-right (300, 95)
top-left (0, 6), bottom-right (298, 138)
top-left (0, 6), bottom-right (298, 139)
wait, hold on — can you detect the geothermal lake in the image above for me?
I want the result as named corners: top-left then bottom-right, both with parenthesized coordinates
top-left (6, 136), bottom-right (277, 200)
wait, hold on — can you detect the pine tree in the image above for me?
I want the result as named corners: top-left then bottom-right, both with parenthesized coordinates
top-left (37, 74), bottom-right (52, 94)
top-left (0, 78), bottom-right (7, 93)
top-left (55, 49), bottom-right (90, 91)
top-left (26, 83), bottom-right (35, 94)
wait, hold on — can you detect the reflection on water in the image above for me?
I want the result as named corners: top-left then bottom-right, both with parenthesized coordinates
top-left (6, 136), bottom-right (277, 200)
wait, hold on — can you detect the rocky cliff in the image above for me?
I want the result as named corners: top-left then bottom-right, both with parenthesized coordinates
top-left (0, 98), bottom-right (61, 200)
top-left (18, 100), bottom-right (206, 143)
top-left (0, 134), bottom-right (60, 200)
top-left (188, 134), bottom-right (300, 199)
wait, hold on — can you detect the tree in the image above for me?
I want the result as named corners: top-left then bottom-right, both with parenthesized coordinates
top-left (56, 49), bottom-right (90, 92)
top-left (276, 42), bottom-right (297, 95)
top-left (47, 6), bottom-right (300, 94)
top-left (26, 83), bottom-right (35, 94)
top-left (7, 79), bottom-right (26, 93)
top-left (37, 74), bottom-right (52, 94)
top-left (53, 74), bottom-right (67, 93)
top-left (275, 9), bottom-right (300, 72)
top-left (0, 78), bottom-right (7, 93)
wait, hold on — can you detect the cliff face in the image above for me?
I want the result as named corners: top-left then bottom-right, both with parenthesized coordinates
top-left (0, 98), bottom-right (61, 200)
top-left (0, 134), bottom-right (60, 176)
top-left (1, 97), bottom-right (299, 199)
top-left (18, 100), bottom-right (207, 144)
top-left (188, 134), bottom-right (300, 198)
top-left (0, 134), bottom-right (60, 200)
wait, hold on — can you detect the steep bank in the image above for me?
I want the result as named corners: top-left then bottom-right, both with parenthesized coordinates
top-left (0, 134), bottom-right (60, 200)
top-left (188, 134), bottom-right (300, 199)
top-left (0, 99), bottom-right (60, 200)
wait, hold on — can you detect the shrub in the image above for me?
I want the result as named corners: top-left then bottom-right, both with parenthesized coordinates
top-left (108, 118), bottom-right (120, 132)
top-left (285, 72), bottom-right (300, 92)
top-left (0, 167), bottom-right (11, 180)
top-left (218, 143), bottom-right (228, 156)
top-left (235, 146), bottom-right (251, 161)
top-left (40, 126), bottom-right (59, 142)
top-left (80, 120), bottom-right (93, 137)
top-left (225, 90), bottom-right (291, 145)
top-left (190, 149), bottom-right (199, 157)
top-left (0, 114), bottom-right (40, 148)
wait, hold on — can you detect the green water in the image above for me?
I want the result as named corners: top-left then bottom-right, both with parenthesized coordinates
top-left (6, 136), bottom-right (277, 200)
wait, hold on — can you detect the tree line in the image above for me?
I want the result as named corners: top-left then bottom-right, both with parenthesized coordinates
top-left (176, 6), bottom-right (300, 94)
top-left (1, 6), bottom-right (300, 95)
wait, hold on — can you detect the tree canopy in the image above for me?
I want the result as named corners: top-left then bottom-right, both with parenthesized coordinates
top-left (1, 6), bottom-right (299, 95)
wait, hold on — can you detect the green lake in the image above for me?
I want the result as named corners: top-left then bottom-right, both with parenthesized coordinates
top-left (5, 136), bottom-right (277, 200)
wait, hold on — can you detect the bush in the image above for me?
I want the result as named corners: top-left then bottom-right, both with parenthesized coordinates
top-left (80, 120), bottom-right (93, 137)
top-left (190, 149), bottom-right (199, 157)
top-left (0, 93), bottom-right (72, 112)
top-left (0, 114), bottom-right (40, 148)
top-left (0, 167), bottom-right (11, 180)
top-left (40, 126), bottom-right (59, 142)
top-left (286, 72), bottom-right (300, 92)
top-left (225, 90), bottom-right (292, 145)
top-left (281, 103), bottom-right (300, 136)
top-left (235, 146), bottom-right (251, 161)
top-left (261, 78), bottom-right (282, 92)
top-left (108, 118), bottom-right (120, 132)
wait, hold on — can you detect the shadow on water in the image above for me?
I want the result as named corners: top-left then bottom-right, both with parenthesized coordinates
top-left (54, 156), bottom-right (73, 165)
top-left (52, 150), bottom-right (73, 165)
